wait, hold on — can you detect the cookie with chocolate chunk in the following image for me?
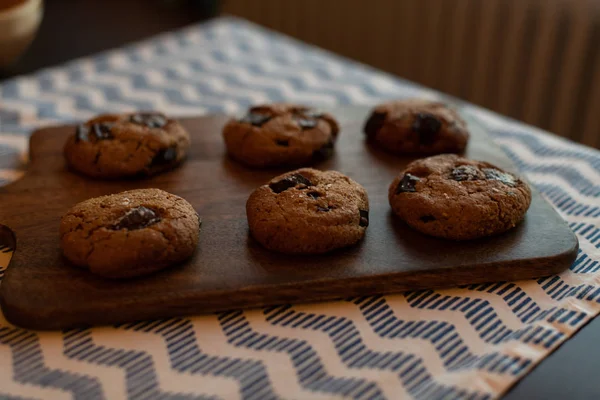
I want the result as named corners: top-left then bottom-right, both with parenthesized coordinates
top-left (247, 168), bottom-right (369, 254)
top-left (388, 154), bottom-right (531, 240)
top-left (364, 99), bottom-right (469, 155)
top-left (223, 104), bottom-right (339, 167)
top-left (64, 112), bottom-right (190, 178)
top-left (60, 189), bottom-right (200, 278)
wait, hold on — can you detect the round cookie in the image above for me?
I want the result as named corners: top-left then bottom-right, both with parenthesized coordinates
top-left (388, 155), bottom-right (531, 240)
top-left (223, 104), bottom-right (339, 167)
top-left (60, 188), bottom-right (200, 278)
top-left (64, 112), bottom-right (190, 178)
top-left (247, 168), bottom-right (369, 254)
top-left (364, 99), bottom-right (469, 155)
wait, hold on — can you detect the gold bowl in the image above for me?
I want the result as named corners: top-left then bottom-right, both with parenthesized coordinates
top-left (0, 0), bottom-right (43, 68)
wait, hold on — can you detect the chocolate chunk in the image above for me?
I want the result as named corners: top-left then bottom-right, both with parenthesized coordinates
top-left (92, 122), bottom-right (115, 140)
top-left (240, 112), bottom-right (272, 127)
top-left (364, 110), bottom-right (387, 138)
top-left (302, 109), bottom-right (323, 119)
top-left (75, 122), bottom-right (114, 142)
top-left (359, 209), bottom-right (369, 227)
top-left (312, 139), bottom-right (334, 162)
top-left (269, 173), bottom-right (313, 193)
top-left (420, 215), bottom-right (436, 222)
top-left (75, 124), bottom-right (89, 142)
top-left (290, 174), bottom-right (312, 186)
top-left (295, 117), bottom-right (318, 130)
top-left (483, 168), bottom-right (517, 187)
top-left (249, 106), bottom-right (271, 114)
top-left (450, 165), bottom-right (484, 181)
top-left (275, 139), bottom-right (289, 147)
top-left (412, 113), bottom-right (442, 145)
top-left (294, 108), bottom-right (328, 131)
top-left (151, 147), bottom-right (177, 166)
top-left (395, 173), bottom-right (420, 194)
top-left (130, 112), bottom-right (168, 128)
top-left (317, 206), bottom-right (331, 212)
top-left (111, 206), bottom-right (161, 230)
top-left (305, 111), bottom-right (339, 136)
top-left (307, 191), bottom-right (321, 199)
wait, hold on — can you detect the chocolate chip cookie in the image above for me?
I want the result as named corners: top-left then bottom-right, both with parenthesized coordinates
top-left (388, 155), bottom-right (531, 240)
top-left (364, 99), bottom-right (469, 155)
top-left (64, 112), bottom-right (190, 178)
top-left (247, 168), bottom-right (369, 254)
top-left (223, 104), bottom-right (339, 167)
top-left (60, 189), bottom-right (200, 278)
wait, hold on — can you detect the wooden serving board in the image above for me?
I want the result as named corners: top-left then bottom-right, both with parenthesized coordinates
top-left (0, 106), bottom-right (578, 330)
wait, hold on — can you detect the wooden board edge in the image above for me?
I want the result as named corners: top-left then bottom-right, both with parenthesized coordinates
top-left (1, 236), bottom-right (578, 331)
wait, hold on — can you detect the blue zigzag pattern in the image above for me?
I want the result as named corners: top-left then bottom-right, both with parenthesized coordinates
top-left (31, 65), bottom-right (266, 110)
top-left (217, 310), bottom-right (388, 400)
top-left (569, 249), bottom-right (600, 274)
top-left (0, 326), bottom-right (104, 399)
top-left (536, 276), bottom-right (600, 302)
top-left (200, 22), bottom-right (407, 85)
top-left (570, 222), bottom-right (600, 245)
top-left (62, 328), bottom-right (216, 400)
top-left (536, 184), bottom-right (600, 217)
top-left (0, 20), bottom-right (415, 136)
top-left (107, 24), bottom-right (363, 77)
top-left (99, 69), bottom-right (261, 108)
top-left (127, 36), bottom-right (402, 95)
top-left (460, 282), bottom-right (592, 321)
top-left (256, 307), bottom-right (489, 400)
top-left (374, 292), bottom-right (565, 350)
top-left (183, 58), bottom-right (396, 102)
top-left (351, 295), bottom-right (545, 364)
top-left (498, 147), bottom-right (600, 197)
top-left (491, 129), bottom-right (600, 171)
top-left (116, 318), bottom-right (279, 400)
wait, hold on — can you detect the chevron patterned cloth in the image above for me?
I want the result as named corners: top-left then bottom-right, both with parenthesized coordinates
top-left (0, 17), bottom-right (599, 400)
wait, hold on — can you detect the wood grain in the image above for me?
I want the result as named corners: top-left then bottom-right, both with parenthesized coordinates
top-left (0, 105), bottom-right (578, 330)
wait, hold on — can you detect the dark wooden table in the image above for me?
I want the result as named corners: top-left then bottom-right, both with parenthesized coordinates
top-left (506, 320), bottom-right (600, 398)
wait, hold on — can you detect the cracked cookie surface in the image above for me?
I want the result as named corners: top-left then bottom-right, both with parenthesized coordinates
top-left (64, 112), bottom-right (190, 178)
top-left (388, 154), bottom-right (531, 240)
top-left (60, 188), bottom-right (200, 278)
top-left (246, 168), bottom-right (369, 254)
top-left (364, 99), bottom-right (469, 155)
top-left (223, 103), bottom-right (339, 168)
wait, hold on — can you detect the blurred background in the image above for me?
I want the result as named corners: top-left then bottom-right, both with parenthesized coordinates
top-left (1, 0), bottom-right (599, 148)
